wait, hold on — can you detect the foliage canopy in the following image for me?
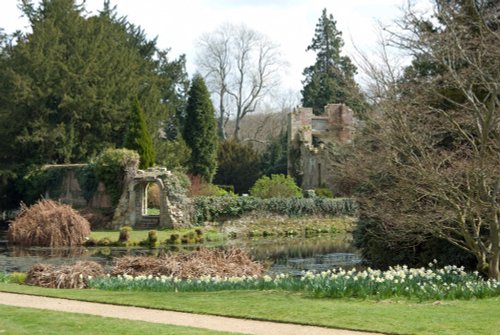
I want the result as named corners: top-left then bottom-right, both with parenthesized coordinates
top-left (0, 0), bottom-right (187, 208)
top-left (250, 174), bottom-right (302, 199)
top-left (301, 9), bottom-right (366, 116)
top-left (183, 75), bottom-right (218, 182)
top-left (214, 140), bottom-right (262, 194)
top-left (124, 99), bottom-right (156, 169)
top-left (345, 0), bottom-right (500, 279)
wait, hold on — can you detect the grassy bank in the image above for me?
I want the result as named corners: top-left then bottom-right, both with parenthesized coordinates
top-left (0, 304), bottom-right (235, 335)
top-left (89, 228), bottom-right (224, 245)
top-left (1, 283), bottom-right (498, 334)
top-left (88, 215), bottom-right (352, 245)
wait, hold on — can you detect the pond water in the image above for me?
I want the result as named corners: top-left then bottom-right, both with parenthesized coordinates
top-left (0, 230), bottom-right (361, 275)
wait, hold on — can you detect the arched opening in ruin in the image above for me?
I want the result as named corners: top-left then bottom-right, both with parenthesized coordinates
top-left (129, 178), bottom-right (167, 229)
top-left (144, 182), bottom-right (161, 216)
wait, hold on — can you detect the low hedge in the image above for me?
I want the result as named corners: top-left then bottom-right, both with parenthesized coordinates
top-left (193, 196), bottom-right (357, 225)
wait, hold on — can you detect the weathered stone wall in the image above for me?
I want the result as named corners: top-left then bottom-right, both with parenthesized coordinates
top-left (44, 165), bottom-right (191, 229)
top-left (111, 167), bottom-right (191, 230)
top-left (288, 104), bottom-right (355, 192)
top-left (45, 165), bottom-right (111, 209)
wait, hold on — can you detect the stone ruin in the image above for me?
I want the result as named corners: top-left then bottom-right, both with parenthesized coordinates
top-left (43, 165), bottom-right (191, 230)
top-left (112, 167), bottom-right (191, 230)
top-left (287, 103), bottom-right (356, 191)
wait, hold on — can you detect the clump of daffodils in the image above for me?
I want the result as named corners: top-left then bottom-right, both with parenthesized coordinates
top-left (87, 263), bottom-right (500, 301)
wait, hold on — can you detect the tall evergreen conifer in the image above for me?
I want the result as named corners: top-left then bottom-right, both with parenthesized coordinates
top-left (214, 140), bottom-right (262, 194)
top-left (183, 75), bottom-right (218, 182)
top-left (302, 9), bottom-right (366, 116)
top-left (124, 99), bottom-right (155, 169)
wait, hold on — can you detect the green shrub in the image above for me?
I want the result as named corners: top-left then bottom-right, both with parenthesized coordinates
top-left (155, 138), bottom-right (191, 170)
top-left (148, 230), bottom-right (158, 246)
top-left (353, 217), bottom-right (477, 270)
top-left (8, 272), bottom-right (27, 284)
top-left (0, 273), bottom-right (9, 283)
top-left (250, 174), bottom-right (302, 199)
top-left (118, 226), bottom-right (132, 243)
top-left (189, 175), bottom-right (228, 197)
top-left (123, 98), bottom-right (156, 169)
top-left (94, 148), bottom-right (140, 206)
top-left (193, 196), bottom-right (357, 225)
top-left (18, 167), bottom-right (65, 204)
top-left (214, 140), bottom-right (262, 194)
top-left (193, 196), bottom-right (259, 224)
top-left (167, 234), bottom-right (181, 244)
top-left (260, 131), bottom-right (288, 176)
top-left (97, 237), bottom-right (112, 246)
top-left (139, 230), bottom-right (159, 248)
top-left (314, 187), bottom-right (334, 198)
top-left (200, 184), bottom-right (227, 196)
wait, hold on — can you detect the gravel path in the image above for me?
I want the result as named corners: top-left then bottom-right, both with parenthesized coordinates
top-left (0, 292), bottom-right (382, 335)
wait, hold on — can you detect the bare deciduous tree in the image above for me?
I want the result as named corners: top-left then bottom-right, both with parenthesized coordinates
top-left (342, 0), bottom-right (499, 278)
top-left (196, 23), bottom-right (283, 140)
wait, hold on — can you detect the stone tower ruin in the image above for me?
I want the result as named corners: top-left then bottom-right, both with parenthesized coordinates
top-left (287, 103), bottom-right (355, 192)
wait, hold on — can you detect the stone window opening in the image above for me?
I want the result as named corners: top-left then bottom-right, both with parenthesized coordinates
top-left (312, 135), bottom-right (323, 148)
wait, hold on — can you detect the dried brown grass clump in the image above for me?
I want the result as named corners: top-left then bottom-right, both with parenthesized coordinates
top-left (112, 248), bottom-right (264, 279)
top-left (25, 261), bottom-right (104, 289)
top-left (8, 199), bottom-right (91, 247)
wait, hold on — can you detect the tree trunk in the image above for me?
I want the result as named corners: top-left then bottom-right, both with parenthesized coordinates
top-left (218, 114), bottom-right (226, 140)
top-left (218, 91), bottom-right (226, 140)
top-left (233, 116), bottom-right (241, 141)
top-left (489, 210), bottom-right (500, 280)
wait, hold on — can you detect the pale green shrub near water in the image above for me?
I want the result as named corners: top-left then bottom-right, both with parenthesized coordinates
top-left (0, 272), bottom-right (28, 284)
top-left (0, 272), bottom-right (9, 283)
top-left (250, 174), bottom-right (302, 199)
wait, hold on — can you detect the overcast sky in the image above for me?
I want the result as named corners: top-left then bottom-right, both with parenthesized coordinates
top-left (1, 0), bottom-right (418, 94)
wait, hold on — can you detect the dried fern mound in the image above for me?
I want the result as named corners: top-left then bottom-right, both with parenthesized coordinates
top-left (112, 248), bottom-right (264, 279)
top-left (7, 199), bottom-right (91, 247)
top-left (26, 261), bottom-right (104, 289)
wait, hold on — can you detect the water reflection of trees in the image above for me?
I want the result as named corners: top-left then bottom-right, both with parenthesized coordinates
top-left (229, 236), bottom-right (357, 261)
top-left (9, 246), bottom-right (90, 258)
top-left (1, 235), bottom-right (359, 273)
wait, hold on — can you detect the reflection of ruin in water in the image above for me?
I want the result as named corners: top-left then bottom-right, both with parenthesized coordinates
top-left (0, 230), bottom-right (360, 274)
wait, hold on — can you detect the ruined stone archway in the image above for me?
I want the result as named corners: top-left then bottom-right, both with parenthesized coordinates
top-left (111, 167), bottom-right (191, 229)
top-left (128, 175), bottom-right (171, 229)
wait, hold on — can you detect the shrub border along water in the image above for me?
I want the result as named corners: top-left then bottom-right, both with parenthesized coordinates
top-left (86, 262), bottom-right (500, 301)
top-left (193, 196), bottom-right (357, 225)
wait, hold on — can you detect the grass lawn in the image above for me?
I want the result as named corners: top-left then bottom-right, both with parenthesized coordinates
top-left (1, 283), bottom-right (498, 335)
top-left (0, 304), bottom-right (236, 335)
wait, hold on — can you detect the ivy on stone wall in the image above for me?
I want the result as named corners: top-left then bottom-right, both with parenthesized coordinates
top-left (193, 196), bottom-right (357, 225)
top-left (19, 167), bottom-right (65, 204)
top-left (94, 148), bottom-right (140, 206)
top-left (288, 143), bottom-right (303, 186)
top-left (160, 170), bottom-right (191, 202)
top-left (75, 164), bottom-right (99, 203)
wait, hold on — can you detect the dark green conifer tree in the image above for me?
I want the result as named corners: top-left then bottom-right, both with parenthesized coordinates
top-left (183, 75), bottom-right (218, 182)
top-left (124, 99), bottom-right (156, 169)
top-left (0, 0), bottom-right (188, 209)
top-left (214, 140), bottom-right (262, 194)
top-left (302, 9), bottom-right (366, 116)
